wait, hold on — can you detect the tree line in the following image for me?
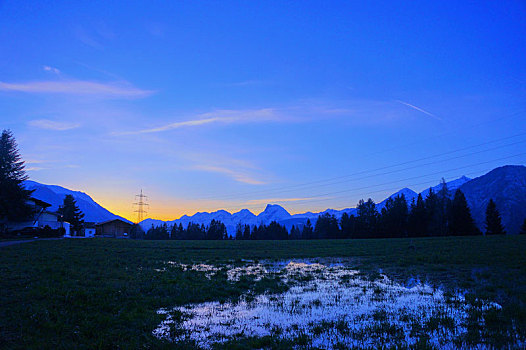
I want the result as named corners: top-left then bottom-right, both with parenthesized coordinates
top-left (138, 181), bottom-right (518, 240)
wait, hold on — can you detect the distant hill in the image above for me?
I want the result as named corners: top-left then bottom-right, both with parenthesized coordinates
top-left (23, 180), bottom-right (131, 224)
top-left (460, 165), bottom-right (526, 234)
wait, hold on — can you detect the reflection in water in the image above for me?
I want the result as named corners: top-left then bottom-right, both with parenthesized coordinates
top-left (153, 260), bottom-right (501, 349)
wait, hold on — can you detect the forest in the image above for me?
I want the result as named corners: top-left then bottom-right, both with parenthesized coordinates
top-left (140, 182), bottom-right (519, 240)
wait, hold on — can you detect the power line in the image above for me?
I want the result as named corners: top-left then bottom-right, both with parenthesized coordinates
top-left (198, 132), bottom-right (526, 201)
top-left (198, 110), bottom-right (526, 201)
top-left (199, 152), bottom-right (526, 213)
top-left (289, 169), bottom-right (487, 212)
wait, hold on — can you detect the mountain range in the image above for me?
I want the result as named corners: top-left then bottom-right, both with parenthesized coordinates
top-left (25, 165), bottom-right (526, 234)
top-left (23, 180), bottom-right (130, 224)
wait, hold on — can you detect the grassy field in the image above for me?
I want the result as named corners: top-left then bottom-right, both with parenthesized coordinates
top-left (1, 236), bottom-right (525, 349)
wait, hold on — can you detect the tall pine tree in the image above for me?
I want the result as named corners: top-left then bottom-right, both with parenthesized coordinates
top-left (58, 195), bottom-right (85, 235)
top-left (0, 129), bottom-right (34, 224)
top-left (206, 219), bottom-right (226, 240)
top-left (289, 225), bottom-right (302, 239)
top-left (243, 224), bottom-right (251, 240)
top-left (356, 198), bottom-right (378, 238)
top-left (235, 223), bottom-right (243, 240)
top-left (425, 188), bottom-right (441, 236)
top-left (448, 189), bottom-right (480, 236)
top-left (130, 224), bottom-right (145, 239)
top-left (340, 212), bottom-right (356, 239)
top-left (407, 194), bottom-right (427, 237)
top-left (314, 213), bottom-right (340, 239)
top-left (301, 219), bottom-right (313, 239)
top-left (485, 199), bottom-right (505, 235)
top-left (436, 179), bottom-right (450, 236)
top-left (520, 219), bottom-right (526, 235)
top-left (378, 195), bottom-right (408, 238)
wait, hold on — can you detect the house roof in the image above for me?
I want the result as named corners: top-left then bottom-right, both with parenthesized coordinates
top-left (96, 218), bottom-right (134, 226)
top-left (29, 197), bottom-right (51, 208)
top-left (42, 211), bottom-right (61, 217)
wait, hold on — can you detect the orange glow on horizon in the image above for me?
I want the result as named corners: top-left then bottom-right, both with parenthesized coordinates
top-left (79, 183), bottom-right (358, 223)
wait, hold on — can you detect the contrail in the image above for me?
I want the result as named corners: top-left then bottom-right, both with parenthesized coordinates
top-left (395, 100), bottom-right (442, 121)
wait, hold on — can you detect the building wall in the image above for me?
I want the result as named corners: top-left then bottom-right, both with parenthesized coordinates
top-left (39, 212), bottom-right (58, 222)
top-left (84, 228), bottom-right (96, 238)
top-left (97, 221), bottom-right (132, 238)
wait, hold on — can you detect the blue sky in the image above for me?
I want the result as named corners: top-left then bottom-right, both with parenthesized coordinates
top-left (1, 1), bottom-right (525, 221)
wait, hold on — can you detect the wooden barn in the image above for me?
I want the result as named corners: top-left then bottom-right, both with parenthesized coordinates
top-left (95, 219), bottom-right (132, 238)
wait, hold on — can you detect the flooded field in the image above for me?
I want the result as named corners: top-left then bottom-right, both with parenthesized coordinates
top-left (153, 259), bottom-right (504, 349)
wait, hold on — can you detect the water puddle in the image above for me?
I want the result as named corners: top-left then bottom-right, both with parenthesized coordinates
top-left (153, 260), bottom-right (501, 349)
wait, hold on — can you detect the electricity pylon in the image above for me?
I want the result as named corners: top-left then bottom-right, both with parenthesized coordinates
top-left (133, 189), bottom-right (149, 224)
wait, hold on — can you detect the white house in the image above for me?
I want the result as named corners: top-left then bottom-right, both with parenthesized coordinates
top-left (3, 198), bottom-right (70, 236)
top-left (36, 211), bottom-right (71, 236)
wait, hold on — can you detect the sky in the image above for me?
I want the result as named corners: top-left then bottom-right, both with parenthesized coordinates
top-left (1, 1), bottom-right (525, 222)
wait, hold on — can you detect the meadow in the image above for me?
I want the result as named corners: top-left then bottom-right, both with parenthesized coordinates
top-left (1, 236), bottom-right (525, 349)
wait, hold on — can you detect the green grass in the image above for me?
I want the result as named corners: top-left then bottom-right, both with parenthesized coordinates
top-left (1, 236), bottom-right (525, 349)
top-left (0, 238), bottom-right (34, 242)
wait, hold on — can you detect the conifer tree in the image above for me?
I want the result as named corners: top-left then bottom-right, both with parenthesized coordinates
top-left (407, 194), bottom-right (427, 237)
top-left (58, 194), bottom-right (85, 235)
top-left (169, 224), bottom-right (179, 239)
top-left (340, 212), bottom-right (356, 239)
top-left (378, 195), bottom-right (408, 238)
top-left (425, 188), bottom-right (441, 236)
top-left (130, 223), bottom-right (145, 239)
top-left (206, 219), bottom-right (226, 240)
top-left (146, 223), bottom-right (169, 240)
top-left (356, 198), bottom-right (378, 238)
top-left (250, 225), bottom-right (259, 240)
top-left (235, 223), bottom-right (243, 240)
top-left (290, 225), bottom-right (301, 239)
top-left (0, 129), bottom-right (34, 223)
top-left (176, 223), bottom-right (185, 239)
top-left (243, 224), bottom-right (251, 240)
top-left (314, 213), bottom-right (340, 239)
top-left (520, 219), bottom-right (526, 235)
top-left (485, 199), bottom-right (505, 235)
top-left (437, 179), bottom-right (450, 236)
top-left (302, 219), bottom-right (313, 239)
top-left (448, 189), bottom-right (479, 236)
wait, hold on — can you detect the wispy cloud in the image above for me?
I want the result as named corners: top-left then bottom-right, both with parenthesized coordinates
top-left (116, 108), bottom-right (279, 135)
top-left (26, 166), bottom-right (46, 171)
top-left (130, 117), bottom-right (230, 133)
top-left (0, 80), bottom-right (154, 98)
top-left (26, 164), bottom-right (79, 172)
top-left (43, 66), bottom-right (60, 74)
top-left (25, 159), bottom-right (50, 165)
top-left (395, 100), bottom-right (442, 121)
top-left (116, 98), bottom-right (438, 136)
top-left (192, 164), bottom-right (267, 185)
top-left (28, 119), bottom-right (81, 131)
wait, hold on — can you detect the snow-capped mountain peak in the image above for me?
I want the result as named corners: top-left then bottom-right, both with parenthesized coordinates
top-left (257, 204), bottom-right (291, 223)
